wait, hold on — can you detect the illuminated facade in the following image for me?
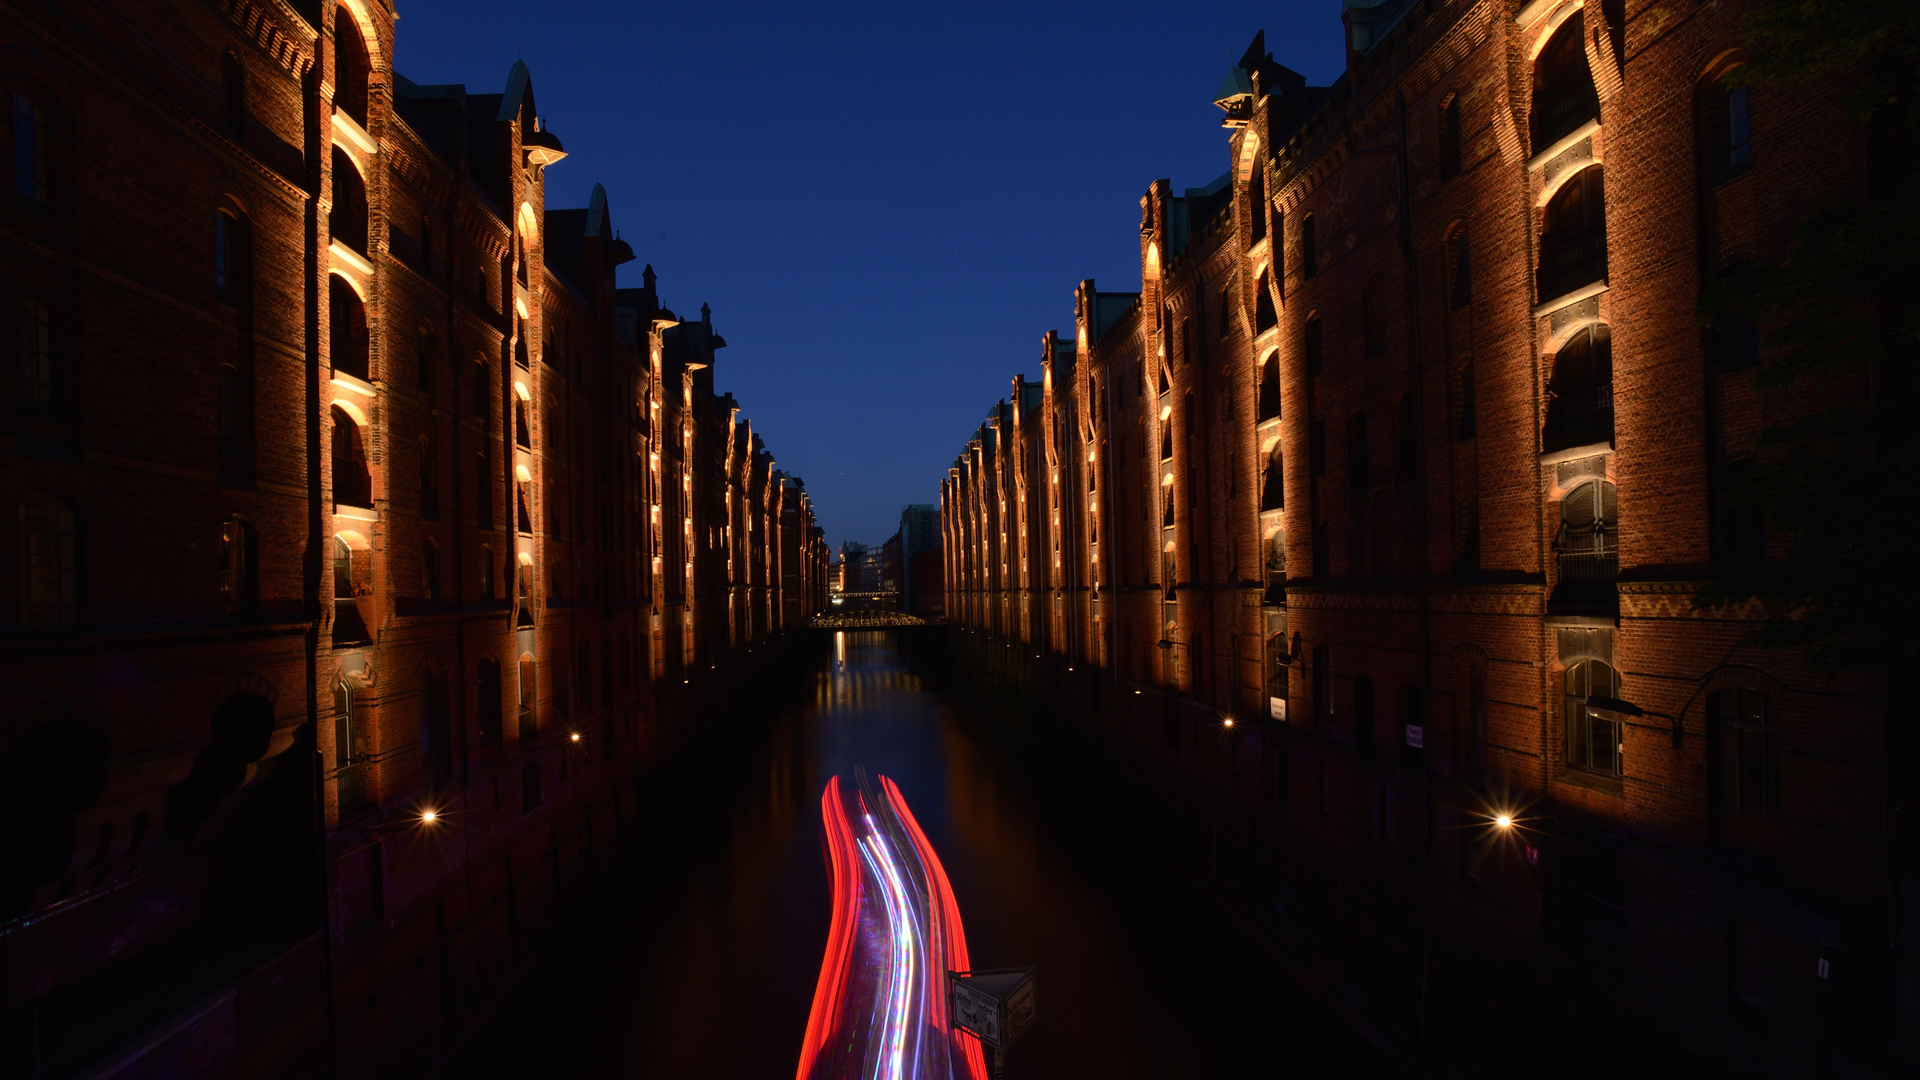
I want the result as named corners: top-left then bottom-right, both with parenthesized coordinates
top-left (0, 2), bottom-right (825, 1076)
top-left (942, 4), bottom-right (1909, 1074)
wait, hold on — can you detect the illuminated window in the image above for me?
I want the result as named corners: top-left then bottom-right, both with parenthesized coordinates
top-left (328, 276), bottom-right (368, 380)
top-left (1257, 352), bottom-right (1280, 422)
top-left (1543, 324), bottom-right (1613, 452)
top-left (328, 148), bottom-right (367, 255)
top-left (1531, 10), bottom-right (1599, 151)
top-left (1564, 659), bottom-right (1623, 776)
top-left (1538, 167), bottom-right (1607, 302)
top-left (330, 406), bottom-right (371, 508)
top-left (333, 5), bottom-right (370, 127)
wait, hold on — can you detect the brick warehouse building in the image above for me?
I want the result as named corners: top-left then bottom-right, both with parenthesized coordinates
top-left (943, 2), bottom-right (1911, 1076)
top-left (0, 1), bottom-right (828, 1077)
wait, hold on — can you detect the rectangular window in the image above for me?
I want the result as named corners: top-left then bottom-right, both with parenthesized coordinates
top-left (14, 92), bottom-right (45, 203)
top-left (1726, 86), bottom-right (1750, 169)
top-left (1301, 215), bottom-right (1317, 279)
top-left (1711, 687), bottom-right (1777, 814)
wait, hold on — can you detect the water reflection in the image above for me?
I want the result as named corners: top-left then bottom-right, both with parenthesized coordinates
top-left (459, 631), bottom-right (1393, 1078)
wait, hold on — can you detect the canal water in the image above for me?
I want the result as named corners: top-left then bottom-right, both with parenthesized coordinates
top-left (459, 631), bottom-right (1394, 1078)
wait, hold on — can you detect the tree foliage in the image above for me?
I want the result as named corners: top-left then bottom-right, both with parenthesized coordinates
top-left (1692, 0), bottom-right (1920, 674)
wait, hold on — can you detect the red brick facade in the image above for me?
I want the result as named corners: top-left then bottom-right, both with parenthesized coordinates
top-left (943, 2), bottom-right (1910, 1074)
top-left (0, 1), bottom-right (827, 1076)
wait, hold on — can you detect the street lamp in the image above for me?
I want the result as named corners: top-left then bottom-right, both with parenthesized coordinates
top-left (1586, 693), bottom-right (1682, 749)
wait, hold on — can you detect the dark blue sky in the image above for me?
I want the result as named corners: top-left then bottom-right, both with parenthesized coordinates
top-left (395, 1), bottom-right (1346, 549)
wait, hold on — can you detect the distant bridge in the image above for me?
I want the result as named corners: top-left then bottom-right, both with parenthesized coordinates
top-left (805, 610), bottom-right (935, 630)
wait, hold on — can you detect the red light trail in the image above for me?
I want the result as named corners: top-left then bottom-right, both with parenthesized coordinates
top-left (795, 773), bottom-right (989, 1080)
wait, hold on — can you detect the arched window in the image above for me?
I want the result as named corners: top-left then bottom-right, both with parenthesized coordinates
top-left (1564, 659), bottom-right (1622, 775)
top-left (521, 761), bottom-right (541, 814)
top-left (476, 658), bottom-right (502, 745)
top-left (1539, 166), bottom-right (1607, 302)
top-left (1532, 11), bottom-right (1599, 151)
top-left (329, 148), bottom-right (367, 255)
top-left (13, 91), bottom-right (47, 204)
top-left (1257, 352), bottom-right (1280, 422)
top-left (420, 669), bottom-right (451, 777)
top-left (1254, 271), bottom-right (1277, 333)
top-left (19, 297), bottom-right (53, 414)
top-left (1300, 214), bottom-right (1317, 279)
top-left (1544, 323), bottom-right (1614, 452)
top-left (1347, 411), bottom-right (1370, 489)
top-left (1710, 686), bottom-right (1777, 814)
top-left (1217, 286), bottom-right (1231, 339)
top-left (221, 50), bottom-right (246, 136)
top-left (19, 495), bottom-right (78, 625)
top-left (421, 539), bottom-right (439, 601)
top-left (1260, 444), bottom-right (1284, 512)
top-left (333, 6), bottom-right (370, 128)
top-left (328, 275), bottom-right (368, 380)
top-left (1353, 675), bottom-right (1375, 757)
top-left (1395, 392), bottom-right (1418, 480)
top-left (1362, 273), bottom-right (1387, 356)
top-left (1557, 479), bottom-right (1619, 585)
top-left (222, 517), bottom-right (258, 615)
top-left (1446, 224), bottom-right (1471, 309)
top-left (330, 405), bottom-right (371, 508)
top-left (1440, 96), bottom-right (1462, 180)
top-left (215, 211), bottom-right (250, 307)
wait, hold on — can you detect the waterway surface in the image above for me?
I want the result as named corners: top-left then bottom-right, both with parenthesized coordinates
top-left (459, 631), bottom-right (1394, 1077)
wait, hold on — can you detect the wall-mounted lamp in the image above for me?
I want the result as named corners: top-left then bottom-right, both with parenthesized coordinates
top-left (1587, 693), bottom-right (1682, 749)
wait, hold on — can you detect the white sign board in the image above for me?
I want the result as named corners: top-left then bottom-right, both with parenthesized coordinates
top-left (1268, 696), bottom-right (1286, 722)
top-left (950, 979), bottom-right (1001, 1045)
